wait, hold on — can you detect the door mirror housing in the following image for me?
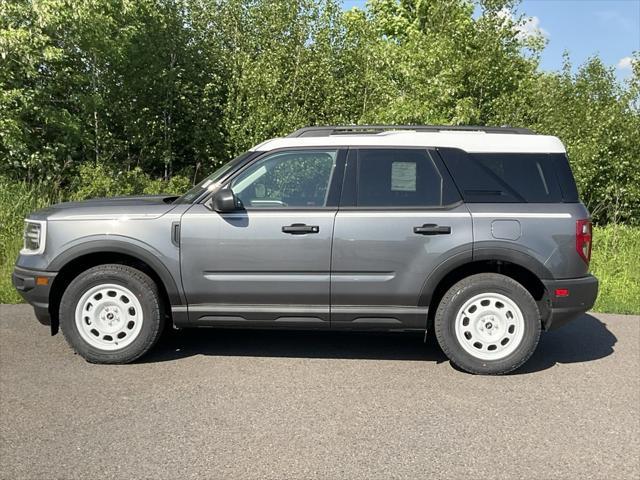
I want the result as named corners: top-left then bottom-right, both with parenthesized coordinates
top-left (211, 188), bottom-right (238, 213)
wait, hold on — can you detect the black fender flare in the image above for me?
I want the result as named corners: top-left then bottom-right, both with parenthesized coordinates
top-left (418, 244), bottom-right (553, 307)
top-left (473, 244), bottom-right (554, 279)
top-left (48, 238), bottom-right (185, 306)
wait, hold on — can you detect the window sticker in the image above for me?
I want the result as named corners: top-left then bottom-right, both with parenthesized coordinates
top-left (391, 162), bottom-right (417, 191)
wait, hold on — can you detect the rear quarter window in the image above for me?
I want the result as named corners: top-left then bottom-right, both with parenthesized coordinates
top-left (438, 148), bottom-right (577, 203)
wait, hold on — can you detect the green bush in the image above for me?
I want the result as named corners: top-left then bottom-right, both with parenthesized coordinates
top-left (142, 175), bottom-right (192, 196)
top-left (69, 164), bottom-right (191, 200)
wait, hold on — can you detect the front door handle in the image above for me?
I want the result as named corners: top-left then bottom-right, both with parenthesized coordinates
top-left (282, 223), bottom-right (320, 235)
top-left (413, 224), bottom-right (451, 235)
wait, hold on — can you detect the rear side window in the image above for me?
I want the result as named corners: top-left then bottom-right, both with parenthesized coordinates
top-left (438, 148), bottom-right (577, 203)
top-left (353, 149), bottom-right (460, 207)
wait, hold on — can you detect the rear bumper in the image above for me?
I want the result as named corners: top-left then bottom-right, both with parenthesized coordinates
top-left (12, 266), bottom-right (57, 326)
top-left (542, 275), bottom-right (599, 330)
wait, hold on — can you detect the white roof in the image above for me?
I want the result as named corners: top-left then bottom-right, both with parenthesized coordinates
top-left (251, 131), bottom-right (566, 154)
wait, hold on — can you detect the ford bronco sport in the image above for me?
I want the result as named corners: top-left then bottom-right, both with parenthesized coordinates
top-left (13, 125), bottom-right (598, 374)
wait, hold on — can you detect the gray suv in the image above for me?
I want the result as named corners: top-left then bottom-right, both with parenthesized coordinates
top-left (13, 125), bottom-right (598, 374)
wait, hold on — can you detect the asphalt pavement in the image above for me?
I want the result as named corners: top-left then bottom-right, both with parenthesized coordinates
top-left (1, 304), bottom-right (638, 479)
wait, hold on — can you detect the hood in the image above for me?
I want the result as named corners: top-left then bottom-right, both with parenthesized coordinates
top-left (29, 195), bottom-right (179, 221)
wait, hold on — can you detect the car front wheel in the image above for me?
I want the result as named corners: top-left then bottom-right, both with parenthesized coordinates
top-left (59, 264), bottom-right (164, 364)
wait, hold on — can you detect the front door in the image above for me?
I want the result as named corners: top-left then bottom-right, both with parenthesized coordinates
top-left (180, 148), bottom-right (345, 328)
top-left (331, 147), bottom-right (473, 330)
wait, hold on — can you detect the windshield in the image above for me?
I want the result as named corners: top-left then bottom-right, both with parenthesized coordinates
top-left (173, 152), bottom-right (253, 204)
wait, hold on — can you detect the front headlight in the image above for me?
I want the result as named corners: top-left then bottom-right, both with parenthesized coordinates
top-left (21, 220), bottom-right (46, 255)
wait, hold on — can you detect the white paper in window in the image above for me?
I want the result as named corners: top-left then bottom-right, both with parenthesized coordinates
top-left (391, 162), bottom-right (417, 191)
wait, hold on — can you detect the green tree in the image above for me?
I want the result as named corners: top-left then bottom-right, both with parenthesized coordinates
top-left (0, 0), bottom-right (228, 182)
top-left (1, 0), bottom-right (638, 223)
top-left (341, 0), bottom-right (542, 124)
top-left (220, 0), bottom-right (349, 155)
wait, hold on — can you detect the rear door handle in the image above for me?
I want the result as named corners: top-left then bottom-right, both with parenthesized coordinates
top-left (282, 223), bottom-right (319, 235)
top-left (413, 224), bottom-right (451, 235)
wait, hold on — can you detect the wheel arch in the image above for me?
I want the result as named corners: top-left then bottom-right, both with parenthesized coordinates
top-left (422, 248), bottom-right (552, 330)
top-left (47, 240), bottom-right (184, 335)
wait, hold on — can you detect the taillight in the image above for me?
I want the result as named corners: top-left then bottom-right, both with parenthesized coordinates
top-left (576, 219), bottom-right (592, 264)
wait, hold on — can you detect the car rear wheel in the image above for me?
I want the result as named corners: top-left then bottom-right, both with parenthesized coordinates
top-left (434, 273), bottom-right (541, 375)
top-left (59, 264), bottom-right (164, 364)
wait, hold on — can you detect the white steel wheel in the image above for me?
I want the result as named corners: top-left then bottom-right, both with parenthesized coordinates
top-left (75, 283), bottom-right (144, 351)
top-left (454, 292), bottom-right (525, 361)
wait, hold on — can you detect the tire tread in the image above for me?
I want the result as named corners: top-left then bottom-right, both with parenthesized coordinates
top-left (59, 264), bottom-right (164, 364)
top-left (434, 273), bottom-right (541, 375)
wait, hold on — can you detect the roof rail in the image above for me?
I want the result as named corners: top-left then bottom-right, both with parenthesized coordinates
top-left (287, 125), bottom-right (534, 137)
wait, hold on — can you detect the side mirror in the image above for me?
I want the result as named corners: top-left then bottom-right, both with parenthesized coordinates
top-left (211, 188), bottom-right (238, 213)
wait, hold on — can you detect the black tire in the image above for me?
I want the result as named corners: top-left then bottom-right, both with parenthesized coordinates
top-left (434, 273), bottom-right (541, 375)
top-left (59, 264), bottom-right (165, 364)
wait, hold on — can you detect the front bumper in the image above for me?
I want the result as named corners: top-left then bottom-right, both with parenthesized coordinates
top-left (12, 266), bottom-right (57, 326)
top-left (541, 274), bottom-right (599, 330)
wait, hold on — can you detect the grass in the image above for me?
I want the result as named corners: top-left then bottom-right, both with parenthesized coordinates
top-left (590, 224), bottom-right (640, 315)
top-left (1, 180), bottom-right (638, 313)
top-left (0, 181), bottom-right (59, 304)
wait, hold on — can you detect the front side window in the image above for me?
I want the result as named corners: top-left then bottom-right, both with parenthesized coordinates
top-left (355, 149), bottom-right (459, 207)
top-left (230, 150), bottom-right (337, 208)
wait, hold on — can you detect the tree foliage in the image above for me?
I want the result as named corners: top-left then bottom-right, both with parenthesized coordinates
top-left (0, 0), bottom-right (638, 224)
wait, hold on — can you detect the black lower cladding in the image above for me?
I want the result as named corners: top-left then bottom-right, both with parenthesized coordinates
top-left (12, 266), bottom-right (57, 326)
top-left (542, 275), bottom-right (599, 330)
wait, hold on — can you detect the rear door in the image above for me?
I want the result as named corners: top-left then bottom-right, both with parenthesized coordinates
top-left (330, 147), bottom-right (473, 330)
top-left (180, 148), bottom-right (345, 327)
